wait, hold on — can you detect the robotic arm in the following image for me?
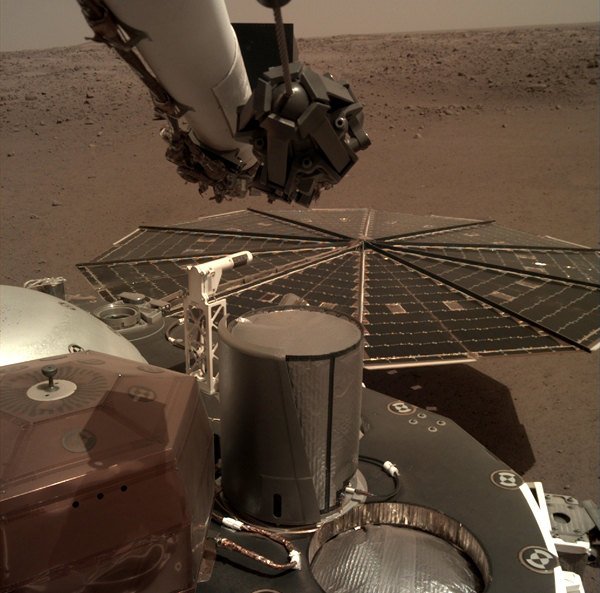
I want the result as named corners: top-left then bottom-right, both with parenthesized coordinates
top-left (76, 0), bottom-right (369, 206)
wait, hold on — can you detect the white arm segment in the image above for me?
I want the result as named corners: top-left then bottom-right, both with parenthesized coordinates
top-left (103, 0), bottom-right (256, 169)
top-left (188, 251), bottom-right (254, 300)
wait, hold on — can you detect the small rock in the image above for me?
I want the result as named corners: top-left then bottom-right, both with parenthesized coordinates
top-left (526, 83), bottom-right (548, 92)
top-left (25, 94), bottom-right (37, 101)
top-left (414, 133), bottom-right (422, 139)
top-left (587, 59), bottom-right (599, 68)
top-left (38, 260), bottom-right (47, 264)
top-left (502, 123), bottom-right (507, 128)
top-left (564, 485), bottom-right (570, 490)
top-left (556, 105), bottom-right (561, 110)
top-left (97, 131), bottom-right (103, 137)
top-left (30, 214), bottom-right (40, 220)
top-left (86, 92), bottom-right (94, 99)
top-left (85, 120), bottom-right (94, 125)
top-left (51, 200), bottom-right (62, 207)
top-left (56, 119), bottom-right (63, 124)
top-left (589, 78), bottom-right (598, 85)
top-left (39, 121), bottom-right (46, 126)
top-left (88, 143), bottom-right (96, 148)
top-left (7, 152), bottom-right (15, 157)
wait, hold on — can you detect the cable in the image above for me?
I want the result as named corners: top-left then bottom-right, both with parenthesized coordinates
top-left (165, 317), bottom-right (185, 349)
top-left (272, 2), bottom-right (293, 98)
top-left (213, 514), bottom-right (301, 571)
top-left (358, 455), bottom-right (401, 502)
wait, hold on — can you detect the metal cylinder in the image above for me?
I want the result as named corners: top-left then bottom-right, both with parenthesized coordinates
top-left (218, 306), bottom-right (364, 526)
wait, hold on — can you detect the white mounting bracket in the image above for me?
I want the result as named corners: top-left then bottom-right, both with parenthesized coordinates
top-left (184, 251), bottom-right (253, 394)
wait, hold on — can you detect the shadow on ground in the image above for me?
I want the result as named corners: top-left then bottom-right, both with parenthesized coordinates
top-left (363, 363), bottom-right (535, 475)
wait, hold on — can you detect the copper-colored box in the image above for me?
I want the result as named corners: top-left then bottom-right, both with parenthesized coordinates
top-left (0, 351), bottom-right (214, 593)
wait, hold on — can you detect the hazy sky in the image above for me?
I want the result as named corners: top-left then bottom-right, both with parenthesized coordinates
top-left (1, 0), bottom-right (598, 52)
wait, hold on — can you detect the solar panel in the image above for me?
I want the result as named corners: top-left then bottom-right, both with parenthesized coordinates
top-left (94, 228), bottom-right (339, 263)
top-left (395, 251), bottom-right (599, 350)
top-left (171, 209), bottom-right (332, 239)
top-left (263, 208), bottom-right (370, 239)
top-left (79, 208), bottom-right (599, 365)
top-left (366, 211), bottom-right (485, 241)
top-left (78, 247), bottom-right (340, 304)
top-left (225, 250), bottom-right (361, 321)
top-left (397, 224), bottom-right (578, 248)
top-left (397, 246), bottom-right (599, 286)
top-left (361, 251), bottom-right (568, 366)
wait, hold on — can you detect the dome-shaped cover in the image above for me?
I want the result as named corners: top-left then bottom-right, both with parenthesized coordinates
top-left (0, 285), bottom-right (146, 365)
top-left (0, 350), bottom-right (214, 593)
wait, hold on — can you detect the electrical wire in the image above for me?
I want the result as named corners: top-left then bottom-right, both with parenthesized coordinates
top-left (358, 455), bottom-right (401, 502)
top-left (212, 514), bottom-right (301, 571)
top-left (165, 317), bottom-right (185, 349)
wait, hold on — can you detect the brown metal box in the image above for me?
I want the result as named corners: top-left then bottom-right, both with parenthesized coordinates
top-left (0, 351), bottom-right (214, 593)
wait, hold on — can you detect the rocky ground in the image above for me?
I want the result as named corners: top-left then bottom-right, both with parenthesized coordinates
top-left (1, 23), bottom-right (599, 589)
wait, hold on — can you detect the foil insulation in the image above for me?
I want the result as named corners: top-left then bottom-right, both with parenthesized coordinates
top-left (310, 524), bottom-right (483, 593)
top-left (220, 307), bottom-right (363, 525)
top-left (287, 345), bottom-right (363, 512)
top-left (309, 502), bottom-right (488, 593)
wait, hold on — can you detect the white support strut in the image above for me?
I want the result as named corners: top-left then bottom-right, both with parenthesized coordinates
top-left (184, 251), bottom-right (253, 394)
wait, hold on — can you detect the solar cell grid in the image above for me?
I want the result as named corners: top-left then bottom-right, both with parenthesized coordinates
top-left (79, 208), bottom-right (598, 366)
top-left (366, 211), bottom-right (484, 240)
top-left (173, 209), bottom-right (331, 239)
top-left (398, 252), bottom-right (600, 349)
top-left (398, 224), bottom-right (575, 248)
top-left (264, 208), bottom-right (369, 239)
top-left (398, 246), bottom-right (599, 286)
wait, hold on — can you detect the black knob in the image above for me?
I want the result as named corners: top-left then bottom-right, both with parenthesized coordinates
top-left (42, 365), bottom-right (58, 390)
top-left (256, 0), bottom-right (291, 7)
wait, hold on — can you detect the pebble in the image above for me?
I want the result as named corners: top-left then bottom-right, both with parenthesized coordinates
top-left (30, 214), bottom-right (39, 219)
top-left (414, 133), bottom-right (422, 139)
top-left (25, 94), bottom-right (37, 101)
top-left (7, 152), bottom-right (15, 157)
top-left (502, 123), bottom-right (507, 128)
top-left (51, 200), bottom-right (62, 207)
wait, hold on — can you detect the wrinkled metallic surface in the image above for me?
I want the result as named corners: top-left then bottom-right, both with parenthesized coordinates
top-left (0, 285), bottom-right (146, 365)
top-left (237, 307), bottom-right (363, 513)
top-left (0, 351), bottom-right (214, 593)
top-left (309, 502), bottom-right (488, 593)
top-left (311, 524), bottom-right (483, 593)
top-left (287, 345), bottom-right (363, 512)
